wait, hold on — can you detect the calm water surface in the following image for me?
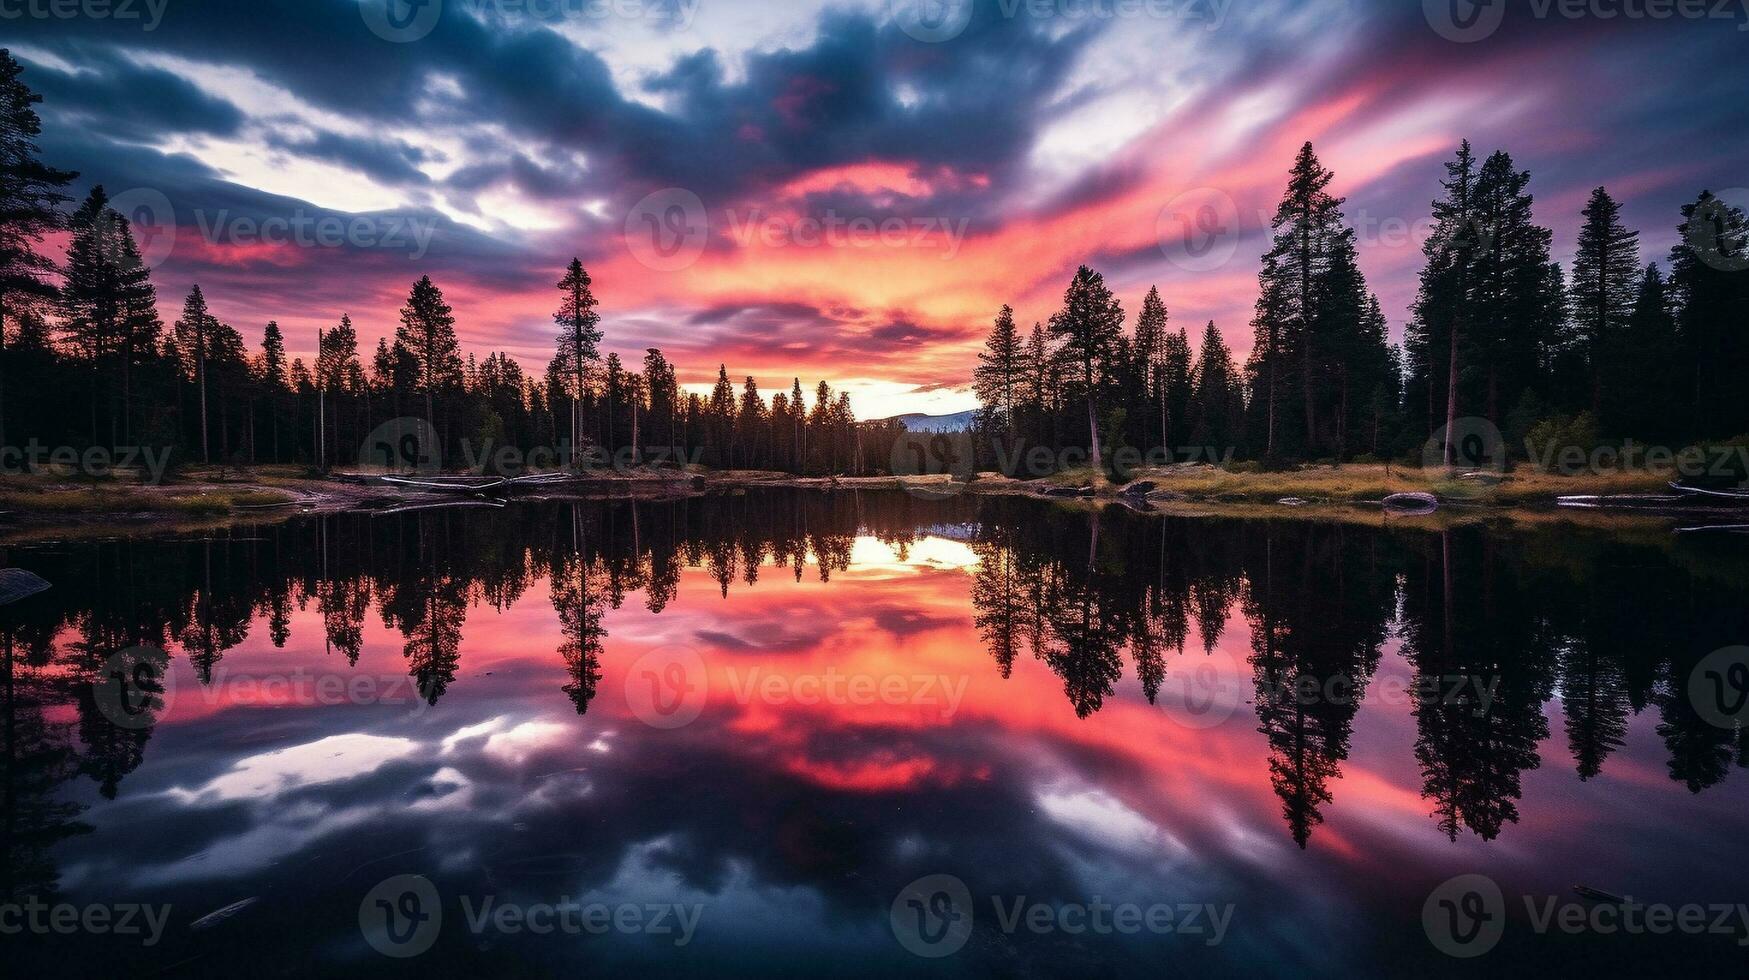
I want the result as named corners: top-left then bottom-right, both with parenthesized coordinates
top-left (3, 492), bottom-right (1746, 976)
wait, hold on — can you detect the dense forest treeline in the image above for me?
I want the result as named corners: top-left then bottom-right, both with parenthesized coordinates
top-left (971, 141), bottom-right (1749, 473)
top-left (4, 51), bottom-right (1747, 480)
top-left (3, 493), bottom-right (1745, 901)
top-left (0, 52), bottom-right (893, 476)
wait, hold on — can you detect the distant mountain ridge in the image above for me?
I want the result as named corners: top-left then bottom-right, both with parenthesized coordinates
top-left (882, 410), bottom-right (977, 432)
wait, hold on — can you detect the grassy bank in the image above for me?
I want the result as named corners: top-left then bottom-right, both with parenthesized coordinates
top-left (0, 481), bottom-right (295, 515)
top-left (1035, 463), bottom-right (1676, 505)
top-left (0, 463), bottom-right (1691, 526)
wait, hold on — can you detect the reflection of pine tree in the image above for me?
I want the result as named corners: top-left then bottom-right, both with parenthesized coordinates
top-left (265, 581), bottom-right (292, 648)
top-left (403, 580), bottom-right (466, 707)
top-left (1042, 575), bottom-right (1125, 718)
top-left (1400, 530), bottom-right (1553, 841)
top-left (1243, 525), bottom-right (1389, 847)
top-left (395, 521), bottom-right (468, 707)
top-left (1655, 649), bottom-right (1738, 793)
top-left (176, 541), bottom-right (252, 684)
top-left (1128, 518), bottom-right (1183, 704)
top-left (66, 637), bottom-right (165, 799)
top-left (1130, 625), bottom-right (1165, 704)
top-left (646, 549), bottom-right (679, 615)
top-left (2, 630), bottom-right (93, 902)
top-left (1191, 579), bottom-right (1234, 653)
top-left (318, 577), bottom-right (370, 666)
top-left (970, 533), bottom-right (1027, 679)
top-left (551, 554), bottom-right (607, 715)
top-left (1557, 640), bottom-right (1630, 780)
top-left (706, 538), bottom-right (737, 598)
top-left (738, 537), bottom-right (764, 588)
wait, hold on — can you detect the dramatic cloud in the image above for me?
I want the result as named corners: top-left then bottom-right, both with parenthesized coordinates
top-left (8, 0), bottom-right (1748, 415)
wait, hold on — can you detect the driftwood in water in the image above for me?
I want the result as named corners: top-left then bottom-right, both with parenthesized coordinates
top-left (375, 499), bottom-right (509, 516)
top-left (1382, 492), bottom-right (1439, 515)
top-left (380, 475), bottom-right (508, 493)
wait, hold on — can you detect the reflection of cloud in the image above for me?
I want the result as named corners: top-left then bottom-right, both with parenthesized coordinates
top-left (846, 536), bottom-right (980, 572)
top-left (167, 733), bottom-right (418, 804)
top-left (482, 720), bottom-right (570, 766)
top-left (441, 715), bottom-right (510, 753)
top-left (1037, 785), bottom-right (1187, 860)
top-left (133, 803), bottom-right (380, 888)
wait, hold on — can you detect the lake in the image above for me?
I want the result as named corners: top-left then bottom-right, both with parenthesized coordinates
top-left (3, 491), bottom-right (1746, 976)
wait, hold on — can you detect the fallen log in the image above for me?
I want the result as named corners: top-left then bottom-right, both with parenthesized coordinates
top-left (380, 475), bottom-right (508, 493)
top-left (1670, 481), bottom-right (1749, 500)
top-left (374, 499), bottom-right (508, 516)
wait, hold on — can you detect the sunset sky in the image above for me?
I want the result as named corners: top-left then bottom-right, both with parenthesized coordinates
top-left (9, 0), bottom-right (1749, 417)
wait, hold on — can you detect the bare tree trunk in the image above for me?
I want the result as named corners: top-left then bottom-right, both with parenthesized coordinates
top-left (1442, 325), bottom-right (1460, 468)
top-left (198, 351), bottom-right (208, 464)
top-left (0, 291), bottom-right (7, 453)
top-left (1086, 394), bottom-right (1103, 475)
top-left (1265, 327), bottom-right (1278, 459)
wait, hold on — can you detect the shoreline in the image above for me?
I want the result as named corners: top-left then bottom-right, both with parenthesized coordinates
top-left (0, 463), bottom-right (1732, 544)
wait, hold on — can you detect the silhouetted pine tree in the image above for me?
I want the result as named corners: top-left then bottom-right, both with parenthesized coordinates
top-left (1572, 187), bottom-right (1640, 418)
top-left (0, 49), bottom-right (75, 451)
top-left (1047, 265), bottom-right (1125, 474)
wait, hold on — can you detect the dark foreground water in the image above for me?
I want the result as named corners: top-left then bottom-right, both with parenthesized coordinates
top-left (2, 491), bottom-right (1746, 977)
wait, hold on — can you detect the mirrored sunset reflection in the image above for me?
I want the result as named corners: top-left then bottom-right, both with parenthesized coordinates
top-left (4, 493), bottom-right (1746, 975)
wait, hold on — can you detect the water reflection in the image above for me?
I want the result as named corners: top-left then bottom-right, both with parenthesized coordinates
top-left (2, 492), bottom-right (1746, 974)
